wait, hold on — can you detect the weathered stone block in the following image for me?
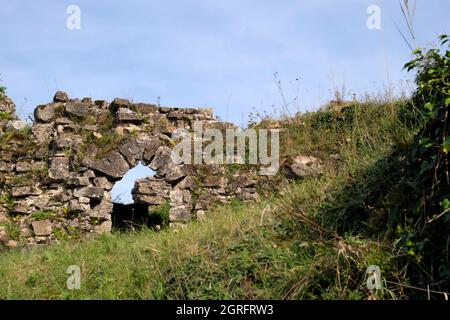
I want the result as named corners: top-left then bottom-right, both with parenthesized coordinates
top-left (174, 176), bottom-right (196, 190)
top-left (282, 155), bottom-right (323, 178)
top-left (165, 165), bottom-right (194, 183)
top-left (142, 138), bottom-right (161, 163)
top-left (73, 187), bottom-right (104, 200)
top-left (132, 177), bottom-right (171, 196)
top-left (82, 151), bottom-right (129, 179)
top-left (118, 138), bottom-right (143, 166)
top-left (34, 103), bottom-right (61, 123)
top-left (53, 91), bottom-right (69, 102)
top-left (203, 176), bottom-right (227, 188)
top-left (94, 177), bottom-right (112, 190)
top-left (114, 124), bottom-right (141, 135)
top-left (0, 161), bottom-right (14, 172)
top-left (52, 138), bottom-right (73, 150)
top-left (31, 220), bottom-right (52, 236)
top-left (110, 98), bottom-right (131, 112)
top-left (94, 220), bottom-right (112, 234)
top-left (67, 176), bottom-right (90, 187)
top-left (48, 157), bottom-right (70, 181)
top-left (149, 146), bottom-right (172, 171)
top-left (68, 199), bottom-right (89, 213)
top-left (10, 203), bottom-right (32, 214)
top-left (169, 189), bottom-right (184, 205)
top-left (6, 120), bottom-right (27, 131)
top-left (0, 151), bottom-right (12, 161)
top-left (15, 161), bottom-right (32, 172)
top-left (116, 108), bottom-right (142, 123)
top-left (55, 117), bottom-right (74, 125)
top-left (169, 206), bottom-right (191, 222)
top-left (131, 103), bottom-right (158, 114)
top-left (11, 186), bottom-right (41, 197)
top-left (32, 124), bottom-right (53, 143)
top-left (65, 101), bottom-right (89, 118)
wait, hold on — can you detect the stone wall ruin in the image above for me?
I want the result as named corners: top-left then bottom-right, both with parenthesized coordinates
top-left (0, 91), bottom-right (267, 248)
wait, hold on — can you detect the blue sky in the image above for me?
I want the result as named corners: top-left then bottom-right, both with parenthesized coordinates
top-left (1, 1), bottom-right (449, 202)
top-left (1, 0), bottom-right (449, 125)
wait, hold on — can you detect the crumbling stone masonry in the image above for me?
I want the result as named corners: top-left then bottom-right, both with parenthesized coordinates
top-left (0, 91), bottom-right (268, 248)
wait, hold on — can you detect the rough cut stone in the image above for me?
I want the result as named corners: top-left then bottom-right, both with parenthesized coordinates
top-left (142, 139), bottom-right (161, 163)
top-left (229, 175), bottom-right (256, 188)
top-left (0, 94), bottom-right (16, 113)
top-left (11, 186), bottom-right (41, 197)
top-left (34, 103), bottom-right (59, 123)
top-left (114, 124), bottom-right (140, 135)
top-left (73, 187), bottom-right (104, 200)
top-left (94, 177), bottom-right (112, 190)
top-left (15, 161), bottom-right (32, 172)
top-left (79, 196), bottom-right (90, 204)
top-left (32, 124), bottom-right (53, 143)
top-left (110, 98), bottom-right (130, 112)
top-left (52, 138), bottom-right (73, 151)
top-left (65, 101), bottom-right (89, 117)
top-left (196, 210), bottom-right (206, 221)
top-left (165, 165), bottom-right (193, 183)
top-left (118, 138), bottom-right (143, 166)
top-left (32, 220), bottom-right (52, 236)
top-left (94, 220), bottom-right (112, 234)
top-left (175, 176), bottom-right (196, 190)
top-left (89, 198), bottom-right (113, 219)
top-left (82, 151), bottom-right (129, 179)
top-left (68, 199), bottom-right (89, 213)
top-left (132, 177), bottom-right (171, 205)
top-left (83, 170), bottom-right (96, 178)
top-left (282, 155), bottom-right (323, 178)
top-left (11, 203), bottom-right (32, 214)
top-left (6, 240), bottom-right (18, 248)
top-left (67, 176), bottom-right (90, 187)
top-left (52, 188), bottom-right (73, 202)
top-left (48, 157), bottom-right (70, 181)
top-left (0, 161), bottom-right (14, 172)
top-left (131, 103), bottom-right (158, 114)
top-left (169, 206), bottom-right (191, 222)
top-left (203, 176), bottom-right (227, 188)
top-left (116, 108), bottom-right (142, 123)
top-left (132, 177), bottom-right (171, 196)
top-left (6, 120), bottom-right (27, 131)
top-left (53, 91), bottom-right (69, 102)
top-left (169, 189), bottom-right (184, 205)
top-left (0, 151), bottom-right (12, 161)
top-left (149, 146), bottom-right (172, 171)
top-left (55, 117), bottom-right (74, 125)
top-left (138, 196), bottom-right (167, 205)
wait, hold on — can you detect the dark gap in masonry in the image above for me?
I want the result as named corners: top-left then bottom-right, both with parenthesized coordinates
top-left (112, 202), bottom-right (152, 230)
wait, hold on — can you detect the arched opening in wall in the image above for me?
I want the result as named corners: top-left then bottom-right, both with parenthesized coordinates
top-left (111, 161), bottom-right (155, 230)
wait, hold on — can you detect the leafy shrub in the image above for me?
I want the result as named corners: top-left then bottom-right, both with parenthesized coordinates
top-left (394, 34), bottom-right (450, 292)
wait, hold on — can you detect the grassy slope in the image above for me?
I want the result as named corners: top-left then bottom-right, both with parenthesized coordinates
top-left (0, 100), bottom-right (423, 299)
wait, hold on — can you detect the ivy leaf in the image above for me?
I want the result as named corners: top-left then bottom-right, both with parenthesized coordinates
top-left (442, 137), bottom-right (450, 154)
